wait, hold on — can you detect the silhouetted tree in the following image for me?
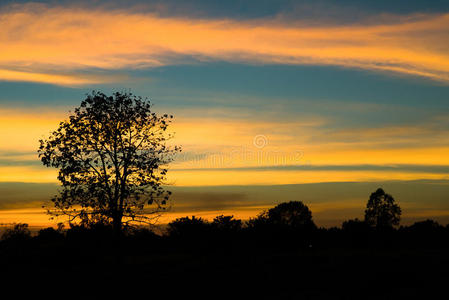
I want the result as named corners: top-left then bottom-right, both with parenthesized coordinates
top-left (211, 215), bottom-right (242, 232)
top-left (246, 211), bottom-right (271, 230)
top-left (210, 215), bottom-right (243, 245)
top-left (129, 227), bottom-right (161, 242)
top-left (167, 216), bottom-right (210, 238)
top-left (38, 91), bottom-right (181, 235)
top-left (342, 218), bottom-right (371, 233)
top-left (407, 219), bottom-right (442, 232)
top-left (401, 219), bottom-right (445, 237)
top-left (247, 201), bottom-right (317, 241)
top-left (340, 218), bottom-right (373, 247)
top-left (265, 201), bottom-right (316, 230)
top-left (364, 188), bottom-right (401, 230)
top-left (65, 222), bottom-right (117, 243)
top-left (37, 226), bottom-right (64, 241)
top-left (398, 219), bottom-right (448, 247)
top-left (246, 202), bottom-right (316, 248)
top-left (1, 223), bottom-right (31, 242)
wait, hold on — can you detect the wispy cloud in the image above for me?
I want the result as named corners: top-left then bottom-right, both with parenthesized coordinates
top-left (0, 69), bottom-right (118, 86)
top-left (1, 4), bottom-right (449, 85)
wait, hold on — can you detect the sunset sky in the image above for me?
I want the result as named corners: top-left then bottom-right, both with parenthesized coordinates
top-left (1, 0), bottom-right (449, 228)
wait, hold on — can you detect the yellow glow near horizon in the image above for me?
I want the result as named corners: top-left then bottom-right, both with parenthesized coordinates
top-left (2, 203), bottom-right (449, 229)
top-left (167, 170), bottom-right (449, 186)
top-left (2, 108), bottom-right (449, 184)
top-left (0, 4), bottom-right (449, 85)
top-left (2, 165), bottom-right (449, 186)
top-left (0, 207), bottom-right (269, 228)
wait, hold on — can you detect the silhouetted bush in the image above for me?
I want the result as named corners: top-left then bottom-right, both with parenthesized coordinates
top-left (342, 218), bottom-right (371, 234)
top-left (397, 219), bottom-right (448, 247)
top-left (340, 218), bottom-right (375, 247)
top-left (66, 222), bottom-right (115, 244)
top-left (405, 219), bottom-right (444, 233)
top-left (267, 201), bottom-right (316, 230)
top-left (36, 227), bottom-right (64, 242)
top-left (248, 201), bottom-right (315, 229)
top-left (127, 227), bottom-right (162, 248)
top-left (209, 215), bottom-right (243, 248)
top-left (246, 211), bottom-right (271, 230)
top-left (1, 223), bottom-right (31, 242)
top-left (167, 216), bottom-right (211, 239)
top-left (211, 215), bottom-right (242, 232)
top-left (248, 201), bottom-right (316, 232)
top-left (246, 201), bottom-right (317, 248)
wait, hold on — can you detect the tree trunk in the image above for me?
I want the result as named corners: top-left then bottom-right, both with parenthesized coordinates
top-left (112, 212), bottom-right (123, 237)
top-left (112, 212), bottom-right (124, 270)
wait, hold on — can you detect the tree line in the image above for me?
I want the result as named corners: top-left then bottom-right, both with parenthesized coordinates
top-left (2, 187), bottom-right (448, 250)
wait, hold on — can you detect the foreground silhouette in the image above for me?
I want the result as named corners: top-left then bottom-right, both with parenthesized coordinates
top-left (38, 91), bottom-right (180, 235)
top-left (1, 198), bottom-right (448, 298)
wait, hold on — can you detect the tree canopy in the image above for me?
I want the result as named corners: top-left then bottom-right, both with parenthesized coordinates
top-left (38, 91), bottom-right (180, 233)
top-left (266, 201), bottom-right (316, 230)
top-left (249, 201), bottom-right (316, 231)
top-left (364, 188), bottom-right (401, 229)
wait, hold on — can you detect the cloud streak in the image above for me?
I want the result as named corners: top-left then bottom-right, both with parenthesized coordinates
top-left (2, 106), bottom-right (449, 185)
top-left (1, 4), bottom-right (449, 85)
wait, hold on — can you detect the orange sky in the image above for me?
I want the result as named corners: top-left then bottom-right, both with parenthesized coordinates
top-left (1, 2), bottom-right (449, 228)
top-left (1, 5), bottom-right (449, 85)
top-left (2, 108), bottom-right (449, 185)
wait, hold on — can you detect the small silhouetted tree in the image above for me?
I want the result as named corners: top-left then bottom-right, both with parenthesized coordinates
top-left (167, 216), bottom-right (210, 238)
top-left (408, 219), bottom-right (442, 231)
top-left (342, 218), bottom-right (371, 233)
top-left (1, 223), bottom-right (31, 242)
top-left (267, 201), bottom-right (316, 230)
top-left (38, 91), bottom-right (181, 235)
top-left (36, 223), bottom-right (65, 241)
top-left (403, 219), bottom-right (444, 236)
top-left (341, 218), bottom-right (372, 246)
top-left (211, 215), bottom-right (242, 232)
top-left (364, 188), bottom-right (401, 230)
top-left (249, 201), bottom-right (316, 232)
top-left (246, 201), bottom-right (316, 248)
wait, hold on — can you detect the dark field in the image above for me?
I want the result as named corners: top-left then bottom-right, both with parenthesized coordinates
top-left (1, 224), bottom-right (448, 299)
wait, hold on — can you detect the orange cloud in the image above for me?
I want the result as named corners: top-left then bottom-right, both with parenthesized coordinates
top-left (0, 69), bottom-right (115, 86)
top-left (0, 4), bottom-right (449, 85)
